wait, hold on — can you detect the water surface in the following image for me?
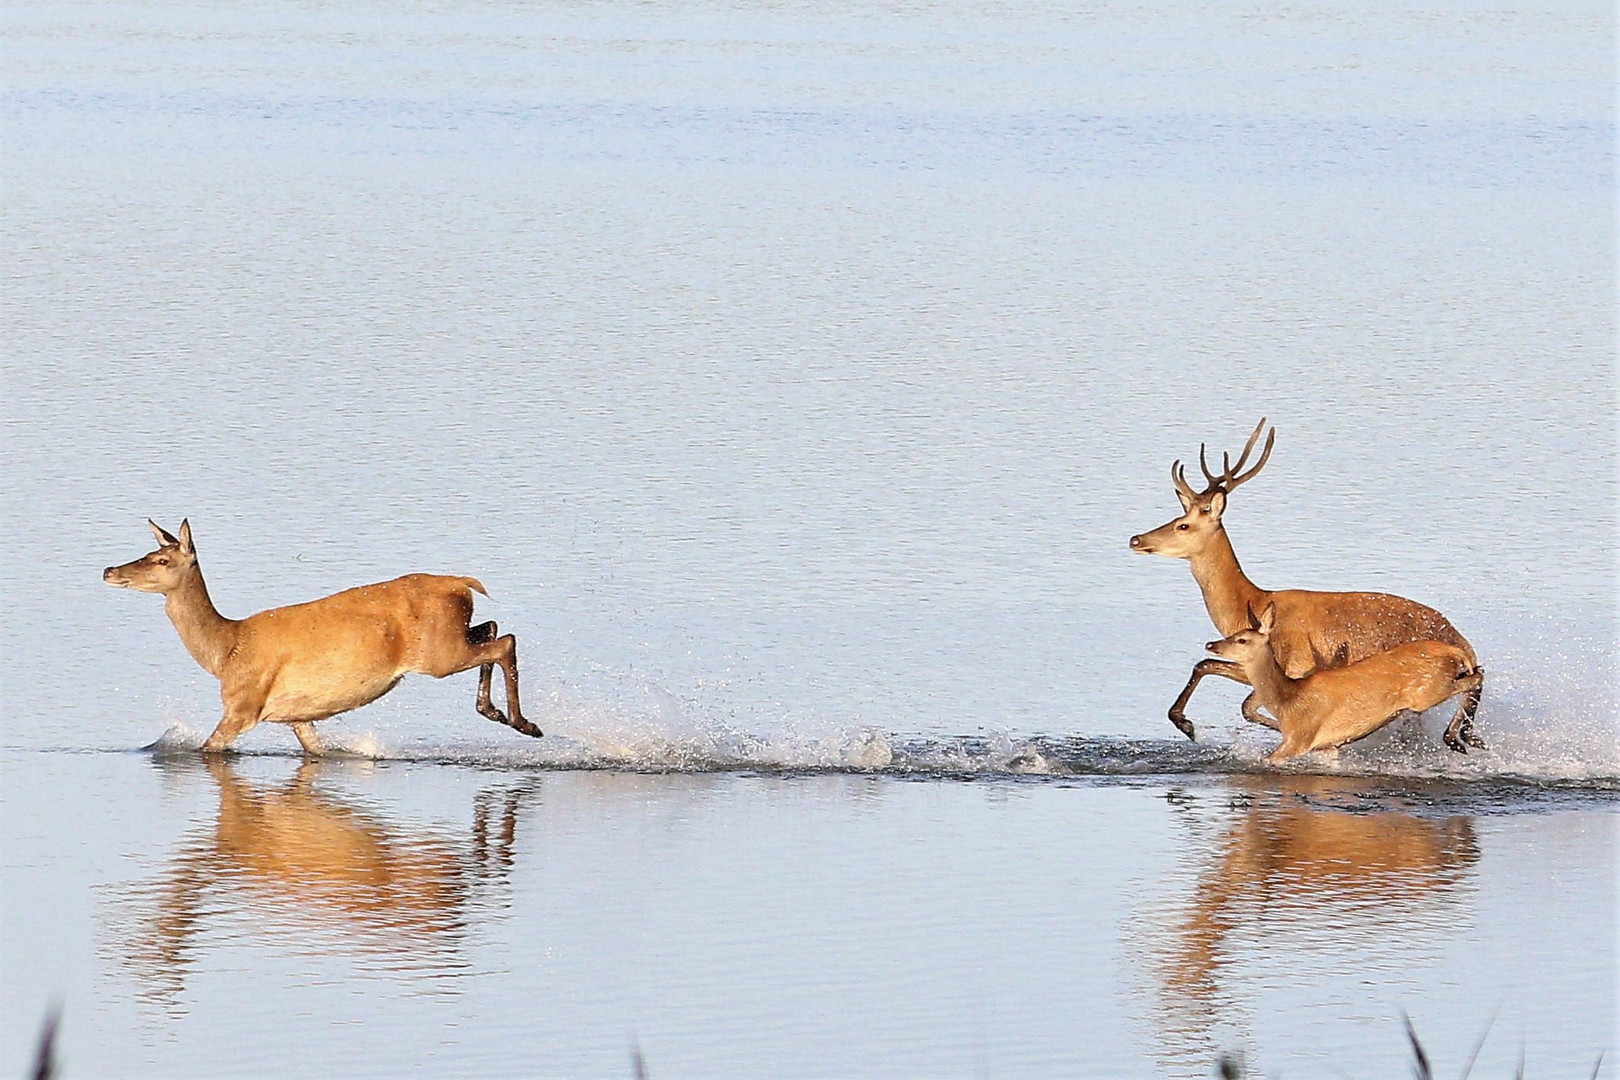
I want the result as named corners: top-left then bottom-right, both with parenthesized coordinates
top-left (2, 0), bottom-right (1615, 1074)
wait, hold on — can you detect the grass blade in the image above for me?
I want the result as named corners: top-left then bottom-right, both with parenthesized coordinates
top-left (1403, 1011), bottom-right (1434, 1080)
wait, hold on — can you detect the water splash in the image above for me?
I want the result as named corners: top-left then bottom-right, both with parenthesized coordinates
top-left (126, 649), bottom-right (1616, 791)
top-left (141, 723), bottom-right (207, 755)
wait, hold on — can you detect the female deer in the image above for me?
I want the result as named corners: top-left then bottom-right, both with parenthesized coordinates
top-left (104, 520), bottom-right (541, 754)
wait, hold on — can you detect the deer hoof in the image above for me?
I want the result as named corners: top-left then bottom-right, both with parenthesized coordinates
top-left (1169, 714), bottom-right (1196, 741)
top-left (1462, 730), bottom-right (1487, 750)
top-left (1443, 731), bottom-right (1469, 754)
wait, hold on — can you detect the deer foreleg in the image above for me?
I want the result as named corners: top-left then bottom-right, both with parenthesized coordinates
top-left (200, 709), bottom-right (260, 754)
top-left (1442, 667), bottom-right (1486, 753)
top-left (1167, 659), bottom-right (1252, 740)
top-left (1240, 692), bottom-right (1280, 731)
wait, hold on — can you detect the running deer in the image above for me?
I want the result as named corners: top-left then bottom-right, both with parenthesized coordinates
top-left (1128, 419), bottom-right (1484, 752)
top-left (103, 519), bottom-right (541, 754)
top-left (1206, 604), bottom-right (1483, 763)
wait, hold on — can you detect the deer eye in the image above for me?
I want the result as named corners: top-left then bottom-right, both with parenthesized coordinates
top-left (1176, 523), bottom-right (1189, 531)
top-left (154, 556), bottom-right (169, 565)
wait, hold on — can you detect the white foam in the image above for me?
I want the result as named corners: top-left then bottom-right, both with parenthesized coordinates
top-left (141, 722), bottom-right (207, 754)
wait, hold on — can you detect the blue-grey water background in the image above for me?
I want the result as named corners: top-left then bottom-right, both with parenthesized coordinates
top-left (2, 0), bottom-right (1615, 1075)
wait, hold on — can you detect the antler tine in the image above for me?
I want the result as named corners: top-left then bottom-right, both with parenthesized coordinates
top-left (1224, 417), bottom-right (1267, 476)
top-left (1226, 424), bottom-right (1276, 490)
top-left (1198, 443), bottom-right (1221, 486)
top-left (1171, 460), bottom-right (1198, 502)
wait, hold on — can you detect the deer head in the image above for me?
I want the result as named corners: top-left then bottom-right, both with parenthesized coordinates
top-left (104, 520), bottom-right (198, 594)
top-left (1205, 602), bottom-right (1276, 662)
top-left (1129, 419), bottom-right (1275, 559)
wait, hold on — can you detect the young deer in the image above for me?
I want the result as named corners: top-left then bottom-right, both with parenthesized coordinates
top-left (1206, 604), bottom-right (1483, 764)
top-left (1129, 419), bottom-right (1484, 752)
top-left (104, 520), bottom-right (541, 754)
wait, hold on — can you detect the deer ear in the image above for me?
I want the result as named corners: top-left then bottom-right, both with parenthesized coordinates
top-left (177, 519), bottom-right (194, 554)
top-left (148, 519), bottom-right (180, 548)
top-left (1258, 603), bottom-right (1276, 634)
top-left (1207, 490), bottom-right (1227, 519)
top-left (1174, 488), bottom-right (1193, 513)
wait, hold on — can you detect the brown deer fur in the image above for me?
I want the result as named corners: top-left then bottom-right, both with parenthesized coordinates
top-left (1207, 604), bottom-right (1483, 764)
top-left (1129, 419), bottom-right (1483, 752)
top-left (104, 519), bottom-right (540, 754)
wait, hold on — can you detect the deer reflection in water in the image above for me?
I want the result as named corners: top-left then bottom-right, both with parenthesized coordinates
top-left (108, 757), bottom-right (534, 1008)
top-left (1143, 775), bottom-right (1479, 1073)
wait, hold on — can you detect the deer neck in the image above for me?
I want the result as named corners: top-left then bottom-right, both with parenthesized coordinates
top-left (1189, 527), bottom-right (1268, 636)
top-left (1241, 645), bottom-right (1298, 715)
top-left (163, 567), bottom-right (239, 678)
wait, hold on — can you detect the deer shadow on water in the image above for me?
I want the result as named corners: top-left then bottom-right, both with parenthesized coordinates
top-left (1137, 773), bottom-right (1481, 1076)
top-left (103, 755), bottom-right (538, 1010)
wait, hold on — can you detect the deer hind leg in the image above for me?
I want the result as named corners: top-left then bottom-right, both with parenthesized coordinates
top-left (1442, 666), bottom-right (1486, 754)
top-left (1168, 659), bottom-right (1252, 740)
top-left (468, 622), bottom-right (503, 723)
top-left (290, 722), bottom-right (326, 757)
top-left (457, 622), bottom-right (542, 740)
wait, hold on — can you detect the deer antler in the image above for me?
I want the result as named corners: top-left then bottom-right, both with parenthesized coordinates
top-left (1171, 459), bottom-right (1198, 502)
top-left (1225, 419), bottom-right (1275, 491)
top-left (1192, 419), bottom-right (1276, 494)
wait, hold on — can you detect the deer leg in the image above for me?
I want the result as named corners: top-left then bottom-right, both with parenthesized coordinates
top-left (468, 622), bottom-right (503, 724)
top-left (476, 664), bottom-right (499, 720)
top-left (200, 709), bottom-right (260, 754)
top-left (1442, 667), bottom-right (1486, 753)
top-left (1240, 692), bottom-right (1280, 731)
top-left (1167, 659), bottom-right (1252, 740)
top-left (474, 664), bottom-right (505, 725)
top-left (290, 722), bottom-right (326, 757)
top-left (466, 631), bottom-right (542, 740)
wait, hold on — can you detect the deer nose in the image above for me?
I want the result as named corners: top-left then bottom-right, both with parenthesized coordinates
top-left (1129, 535), bottom-right (1145, 549)
top-left (1205, 640), bottom-right (1223, 651)
top-left (102, 567), bottom-right (115, 581)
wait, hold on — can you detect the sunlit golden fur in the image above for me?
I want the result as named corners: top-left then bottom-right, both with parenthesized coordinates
top-left (1129, 418), bottom-right (1483, 752)
top-left (1207, 604), bottom-right (1483, 764)
top-left (104, 519), bottom-right (540, 753)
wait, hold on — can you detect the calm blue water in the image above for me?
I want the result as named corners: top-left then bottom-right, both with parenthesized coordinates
top-left (2, 0), bottom-right (1615, 1075)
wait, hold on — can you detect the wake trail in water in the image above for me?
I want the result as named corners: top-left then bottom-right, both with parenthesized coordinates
top-left (123, 639), bottom-right (1618, 794)
top-left (134, 721), bottom-right (1618, 797)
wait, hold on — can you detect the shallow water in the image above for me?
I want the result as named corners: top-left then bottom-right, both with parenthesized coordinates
top-left (2, 0), bottom-right (1615, 1074)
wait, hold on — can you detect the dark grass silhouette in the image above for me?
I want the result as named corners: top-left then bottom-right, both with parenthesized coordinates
top-left (1215, 1012), bottom-right (1606, 1080)
top-left (30, 1004), bottom-right (59, 1080)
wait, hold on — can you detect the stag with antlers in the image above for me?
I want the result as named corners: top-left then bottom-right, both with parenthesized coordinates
top-left (1129, 419), bottom-right (1484, 753)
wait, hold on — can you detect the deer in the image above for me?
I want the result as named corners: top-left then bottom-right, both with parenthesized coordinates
top-left (103, 519), bottom-right (541, 754)
top-left (1206, 603), bottom-right (1484, 763)
top-left (1128, 419), bottom-right (1484, 753)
